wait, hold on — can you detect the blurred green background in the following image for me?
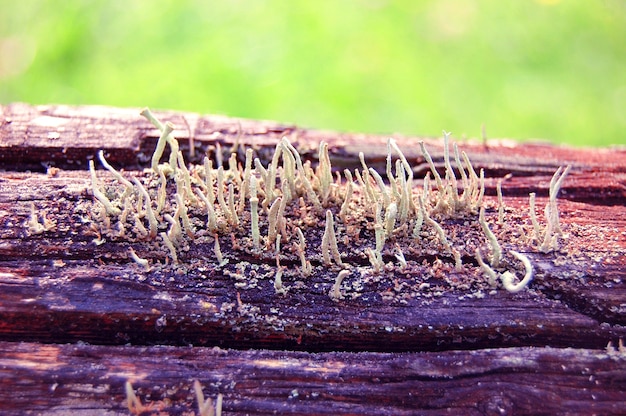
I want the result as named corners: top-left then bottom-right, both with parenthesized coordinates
top-left (1, 0), bottom-right (625, 146)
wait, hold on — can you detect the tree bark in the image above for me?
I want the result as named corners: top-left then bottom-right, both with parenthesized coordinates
top-left (0, 103), bottom-right (625, 414)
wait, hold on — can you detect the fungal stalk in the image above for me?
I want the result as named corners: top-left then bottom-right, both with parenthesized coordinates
top-left (125, 381), bottom-right (145, 415)
top-left (193, 380), bottom-right (223, 416)
top-left (358, 152), bottom-right (377, 204)
top-left (385, 142), bottom-right (400, 202)
top-left (274, 237), bottom-right (287, 295)
top-left (238, 148), bottom-right (254, 214)
top-left (419, 141), bottom-right (444, 192)
top-left (321, 210), bottom-right (344, 267)
top-left (156, 168), bottom-right (167, 213)
top-left (373, 203), bottom-right (385, 266)
top-left (281, 138), bottom-right (322, 211)
top-left (164, 213), bottom-right (182, 244)
top-left (253, 157), bottom-right (268, 186)
top-left (317, 141), bottom-right (333, 204)
top-left (249, 175), bottom-right (260, 249)
top-left (419, 196), bottom-right (451, 251)
top-left (132, 214), bottom-right (148, 238)
top-left (215, 142), bottom-right (223, 168)
top-left (214, 235), bottom-right (227, 267)
top-left (277, 183), bottom-right (289, 237)
top-left (479, 206), bottom-right (501, 267)
top-left (500, 251), bottom-right (534, 293)
top-left (339, 169), bottom-right (354, 223)
top-left (476, 168), bottom-right (485, 209)
top-left (412, 202), bottom-right (424, 238)
top-left (394, 244), bottom-right (407, 269)
top-left (97, 150), bottom-right (134, 200)
top-left (365, 248), bottom-right (383, 273)
top-left (389, 139), bottom-right (415, 212)
top-left (129, 247), bottom-right (149, 270)
top-left (384, 202), bottom-right (398, 237)
top-left (140, 107), bottom-right (164, 130)
top-left (528, 192), bottom-right (541, 243)
top-left (396, 160), bottom-right (412, 222)
top-left (369, 167), bottom-right (390, 208)
top-left (149, 121), bottom-right (175, 174)
top-left (176, 193), bottom-right (195, 238)
top-left (423, 172), bottom-right (431, 203)
top-left (295, 227), bottom-right (312, 276)
top-left (89, 160), bottom-right (121, 216)
top-left (266, 197), bottom-right (281, 246)
top-left (195, 188), bottom-right (218, 232)
top-left (453, 143), bottom-right (469, 191)
top-left (475, 248), bottom-right (498, 287)
top-left (196, 189), bottom-right (217, 233)
top-left (132, 177), bottom-right (158, 238)
top-left (176, 151), bottom-right (198, 205)
top-left (227, 183), bottom-right (239, 227)
top-left (227, 152), bottom-right (240, 185)
top-left (203, 157), bottom-right (216, 204)
top-left (329, 269), bottom-right (350, 301)
top-left (27, 202), bottom-right (46, 235)
top-left (264, 142), bottom-right (282, 208)
top-left (540, 165), bottom-right (571, 253)
top-left (497, 179), bottom-right (504, 224)
top-left (216, 167), bottom-right (231, 222)
top-left (160, 232), bottom-right (178, 264)
top-left (442, 131), bottom-right (460, 209)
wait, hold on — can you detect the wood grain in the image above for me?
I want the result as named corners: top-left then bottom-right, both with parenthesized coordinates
top-left (1, 341), bottom-right (625, 415)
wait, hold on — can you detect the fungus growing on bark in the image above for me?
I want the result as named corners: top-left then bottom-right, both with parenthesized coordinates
top-left (83, 112), bottom-right (573, 301)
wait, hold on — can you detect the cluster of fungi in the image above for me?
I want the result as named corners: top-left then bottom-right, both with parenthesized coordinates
top-left (80, 109), bottom-right (569, 302)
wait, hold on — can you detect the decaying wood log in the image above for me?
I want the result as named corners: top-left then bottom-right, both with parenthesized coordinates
top-left (0, 103), bottom-right (625, 414)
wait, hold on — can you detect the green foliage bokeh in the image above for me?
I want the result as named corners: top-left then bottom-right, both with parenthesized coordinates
top-left (1, 0), bottom-right (625, 146)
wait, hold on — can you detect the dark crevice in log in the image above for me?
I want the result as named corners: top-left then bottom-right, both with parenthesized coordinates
top-left (1, 256), bottom-right (624, 352)
top-left (539, 273), bottom-right (626, 326)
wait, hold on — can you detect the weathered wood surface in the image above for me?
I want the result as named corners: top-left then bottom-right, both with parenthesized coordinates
top-left (0, 103), bottom-right (625, 414)
top-left (0, 191), bottom-right (624, 352)
top-left (1, 341), bottom-right (625, 415)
